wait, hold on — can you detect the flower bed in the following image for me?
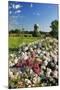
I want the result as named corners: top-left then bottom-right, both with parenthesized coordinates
top-left (8, 37), bottom-right (58, 88)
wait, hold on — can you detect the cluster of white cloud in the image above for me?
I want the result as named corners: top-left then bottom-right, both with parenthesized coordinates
top-left (9, 3), bottom-right (40, 16)
top-left (12, 4), bottom-right (23, 9)
top-left (9, 3), bottom-right (23, 15)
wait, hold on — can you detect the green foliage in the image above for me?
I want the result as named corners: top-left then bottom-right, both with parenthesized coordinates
top-left (24, 34), bottom-right (32, 37)
top-left (50, 20), bottom-right (58, 39)
top-left (9, 29), bottom-right (33, 35)
top-left (9, 29), bottom-right (20, 34)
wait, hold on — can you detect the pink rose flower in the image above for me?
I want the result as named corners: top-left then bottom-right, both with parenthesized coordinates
top-left (32, 63), bottom-right (41, 75)
top-left (26, 58), bottom-right (33, 68)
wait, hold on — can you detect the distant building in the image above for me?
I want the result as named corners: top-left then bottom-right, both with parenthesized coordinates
top-left (34, 24), bottom-right (40, 32)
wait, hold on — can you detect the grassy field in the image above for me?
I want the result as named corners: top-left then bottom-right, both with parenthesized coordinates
top-left (9, 36), bottom-right (40, 49)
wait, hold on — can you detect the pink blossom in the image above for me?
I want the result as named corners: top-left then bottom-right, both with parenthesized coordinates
top-left (32, 63), bottom-right (41, 75)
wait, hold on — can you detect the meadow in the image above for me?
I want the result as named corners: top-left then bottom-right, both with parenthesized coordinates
top-left (9, 35), bottom-right (40, 49)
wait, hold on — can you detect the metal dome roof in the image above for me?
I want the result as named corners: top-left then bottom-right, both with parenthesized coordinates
top-left (34, 24), bottom-right (39, 27)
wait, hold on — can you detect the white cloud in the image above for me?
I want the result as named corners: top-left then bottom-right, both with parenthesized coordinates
top-left (12, 4), bottom-right (23, 9)
top-left (15, 4), bottom-right (21, 9)
top-left (30, 3), bottom-right (33, 8)
top-left (15, 10), bottom-right (21, 13)
top-left (37, 13), bottom-right (40, 16)
top-left (9, 11), bottom-right (12, 14)
top-left (12, 4), bottom-right (15, 9)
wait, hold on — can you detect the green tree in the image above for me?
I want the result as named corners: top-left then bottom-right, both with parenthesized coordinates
top-left (50, 20), bottom-right (58, 39)
top-left (14, 29), bottom-right (20, 33)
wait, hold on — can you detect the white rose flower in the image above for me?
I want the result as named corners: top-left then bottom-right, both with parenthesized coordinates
top-left (9, 62), bottom-right (15, 67)
top-left (14, 57), bottom-right (18, 64)
top-left (37, 76), bottom-right (40, 83)
top-left (37, 49), bottom-right (41, 54)
top-left (21, 52), bottom-right (25, 56)
top-left (30, 47), bottom-right (33, 52)
top-left (53, 70), bottom-right (58, 78)
top-left (10, 54), bottom-right (15, 58)
top-left (43, 51), bottom-right (46, 54)
top-left (33, 77), bottom-right (37, 84)
top-left (44, 60), bottom-right (48, 66)
top-left (25, 79), bottom-right (31, 85)
top-left (21, 52), bottom-right (28, 60)
top-left (56, 65), bottom-right (58, 70)
top-left (47, 57), bottom-right (51, 62)
top-left (54, 56), bottom-right (57, 64)
top-left (30, 69), bottom-right (33, 75)
top-left (9, 71), bottom-right (14, 79)
top-left (28, 85), bottom-right (31, 87)
top-left (41, 83), bottom-right (44, 86)
top-left (41, 65), bottom-right (46, 70)
top-left (46, 68), bottom-right (52, 77)
top-left (40, 53), bottom-right (43, 57)
top-left (40, 70), bottom-right (44, 75)
top-left (24, 46), bottom-right (28, 51)
top-left (18, 57), bottom-right (20, 60)
top-left (24, 54), bottom-right (28, 60)
top-left (19, 71), bottom-right (22, 74)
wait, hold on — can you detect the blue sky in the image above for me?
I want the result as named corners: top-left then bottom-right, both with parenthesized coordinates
top-left (8, 1), bottom-right (58, 32)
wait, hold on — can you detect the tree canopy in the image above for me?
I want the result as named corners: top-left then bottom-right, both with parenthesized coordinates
top-left (50, 20), bottom-right (58, 39)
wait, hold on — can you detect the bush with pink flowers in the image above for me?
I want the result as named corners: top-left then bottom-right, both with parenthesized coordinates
top-left (9, 37), bottom-right (58, 88)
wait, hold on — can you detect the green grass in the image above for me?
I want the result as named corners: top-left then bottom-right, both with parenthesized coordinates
top-left (9, 36), bottom-right (40, 49)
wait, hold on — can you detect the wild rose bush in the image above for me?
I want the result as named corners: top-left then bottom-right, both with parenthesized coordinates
top-left (8, 37), bottom-right (58, 88)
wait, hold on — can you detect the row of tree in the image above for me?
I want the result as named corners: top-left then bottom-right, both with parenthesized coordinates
top-left (9, 20), bottom-right (58, 39)
top-left (9, 29), bottom-right (33, 34)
